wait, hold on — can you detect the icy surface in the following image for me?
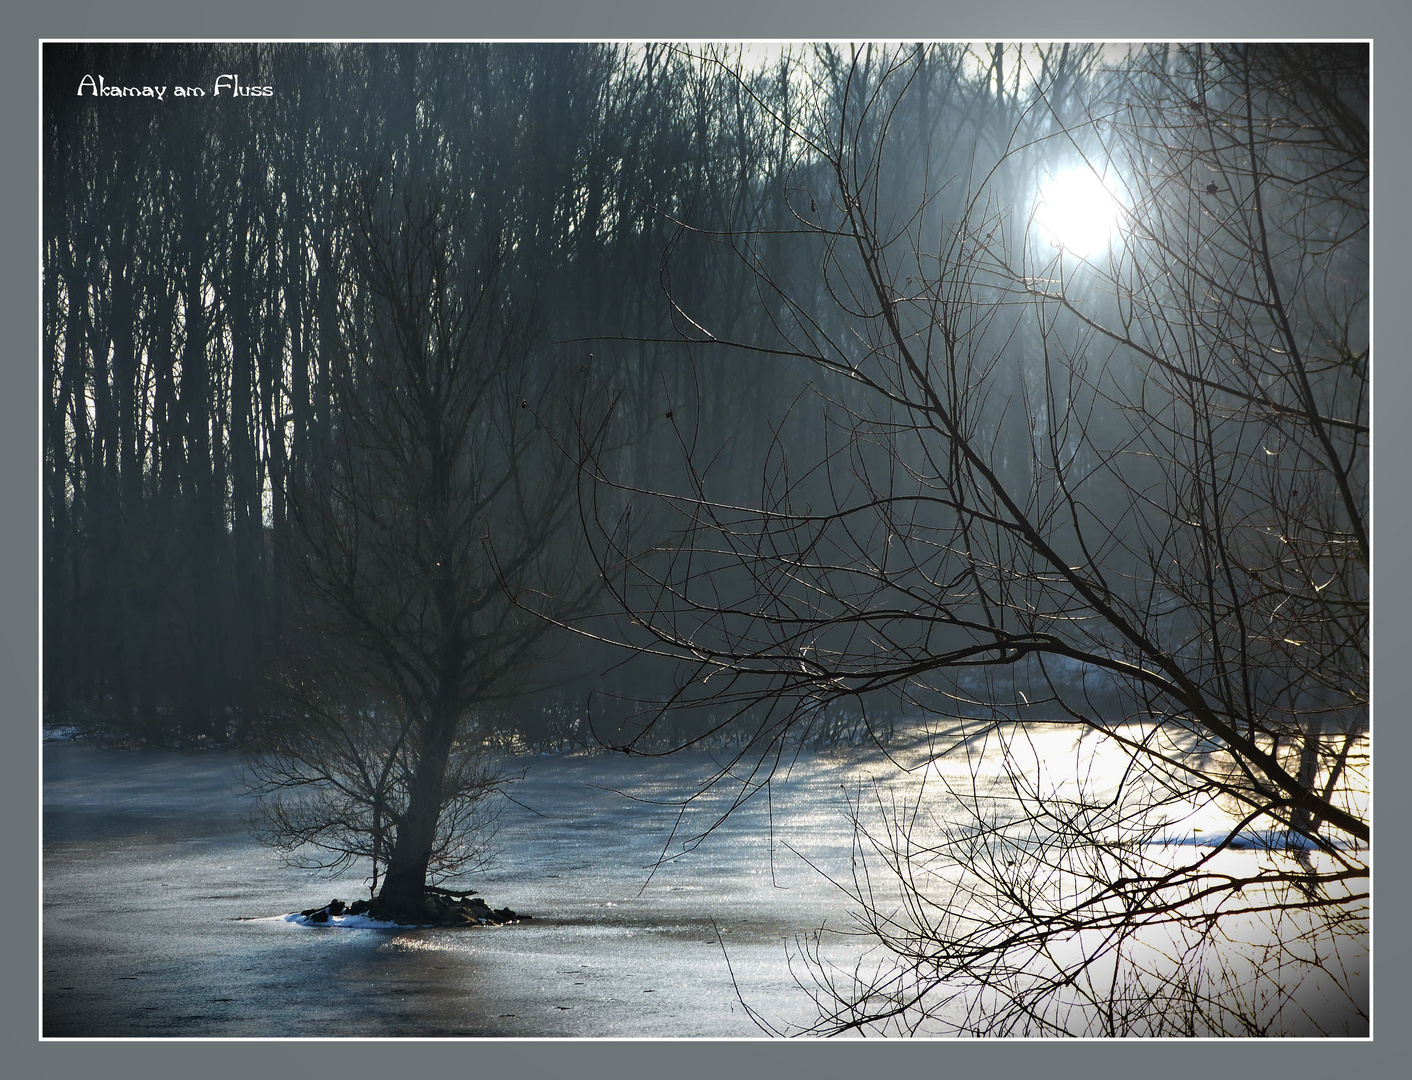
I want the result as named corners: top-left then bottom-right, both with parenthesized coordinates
top-left (43, 730), bottom-right (1365, 1036)
top-left (278, 912), bottom-right (412, 929)
top-left (44, 742), bottom-right (878, 1036)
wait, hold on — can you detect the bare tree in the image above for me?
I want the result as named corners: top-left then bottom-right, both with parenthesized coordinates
top-left (580, 43), bottom-right (1368, 1035)
top-left (249, 174), bottom-right (595, 919)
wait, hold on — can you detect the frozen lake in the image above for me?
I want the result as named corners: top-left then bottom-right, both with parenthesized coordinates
top-left (42, 726), bottom-right (1367, 1037)
top-left (43, 741), bottom-right (884, 1037)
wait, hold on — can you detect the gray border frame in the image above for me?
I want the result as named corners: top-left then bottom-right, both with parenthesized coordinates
top-left (14, 2), bottom-right (1408, 1077)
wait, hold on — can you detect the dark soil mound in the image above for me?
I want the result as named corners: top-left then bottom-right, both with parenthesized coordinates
top-left (298, 887), bottom-right (531, 927)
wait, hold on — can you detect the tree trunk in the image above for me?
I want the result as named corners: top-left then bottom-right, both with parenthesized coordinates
top-left (371, 716), bottom-right (458, 920)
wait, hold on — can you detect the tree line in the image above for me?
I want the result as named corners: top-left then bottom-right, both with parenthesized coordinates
top-left (43, 42), bottom-right (825, 747)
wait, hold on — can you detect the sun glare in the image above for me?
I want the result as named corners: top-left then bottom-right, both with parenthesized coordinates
top-left (1032, 168), bottom-right (1123, 258)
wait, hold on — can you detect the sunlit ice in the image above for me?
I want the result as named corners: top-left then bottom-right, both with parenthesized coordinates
top-left (1032, 167), bottom-right (1123, 259)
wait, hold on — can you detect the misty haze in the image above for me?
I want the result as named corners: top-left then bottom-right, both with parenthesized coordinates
top-left (43, 41), bottom-right (1368, 1038)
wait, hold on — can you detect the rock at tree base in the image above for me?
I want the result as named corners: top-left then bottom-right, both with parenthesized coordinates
top-left (296, 891), bottom-right (532, 927)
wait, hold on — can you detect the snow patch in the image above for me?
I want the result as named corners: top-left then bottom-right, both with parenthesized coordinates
top-left (279, 911), bottom-right (420, 929)
top-left (1144, 828), bottom-right (1358, 851)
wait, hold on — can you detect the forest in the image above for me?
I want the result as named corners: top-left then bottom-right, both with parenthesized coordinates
top-left (45, 42), bottom-right (825, 750)
top-left (43, 42), bottom-right (1368, 1034)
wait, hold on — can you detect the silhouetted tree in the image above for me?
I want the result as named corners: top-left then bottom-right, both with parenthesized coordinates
top-left (249, 174), bottom-right (596, 918)
top-left (583, 42), bottom-right (1368, 1035)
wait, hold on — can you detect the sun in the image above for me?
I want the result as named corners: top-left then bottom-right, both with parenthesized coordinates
top-left (1032, 168), bottom-right (1123, 258)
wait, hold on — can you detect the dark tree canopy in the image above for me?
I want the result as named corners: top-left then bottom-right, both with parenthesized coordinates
top-left (43, 42), bottom-right (808, 749)
top-left (577, 42), bottom-right (1368, 1035)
